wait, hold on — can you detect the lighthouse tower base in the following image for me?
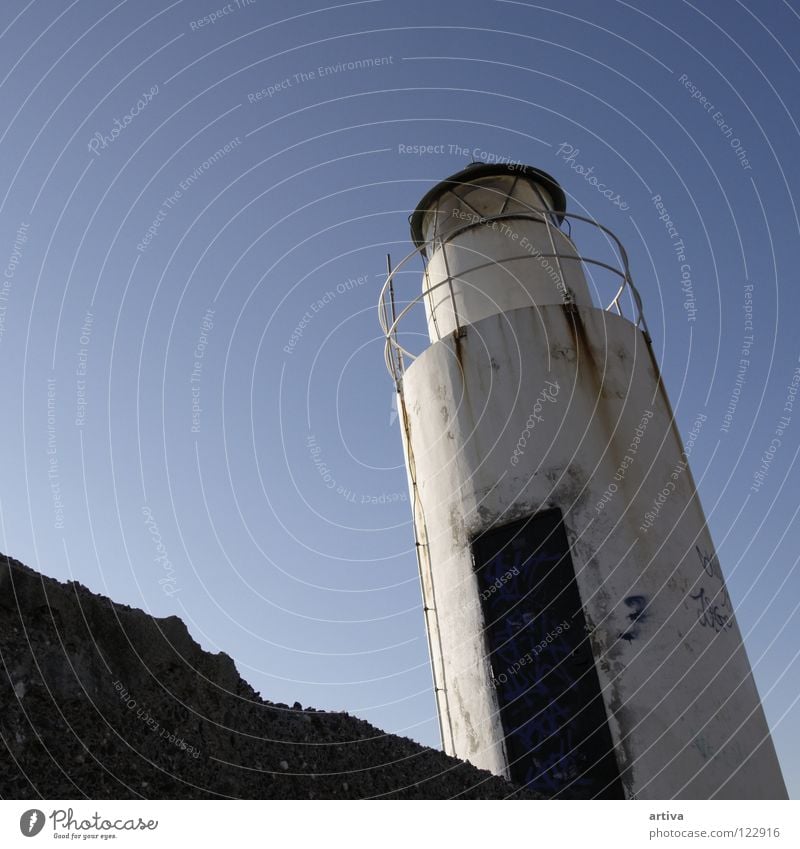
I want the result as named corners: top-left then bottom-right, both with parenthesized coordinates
top-left (399, 303), bottom-right (786, 799)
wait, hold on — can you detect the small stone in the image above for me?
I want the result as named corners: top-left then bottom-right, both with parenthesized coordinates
top-left (13, 681), bottom-right (25, 699)
top-left (342, 781), bottom-right (349, 791)
top-left (279, 760), bottom-right (289, 770)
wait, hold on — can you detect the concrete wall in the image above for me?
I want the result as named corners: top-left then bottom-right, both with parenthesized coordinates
top-left (398, 303), bottom-right (787, 799)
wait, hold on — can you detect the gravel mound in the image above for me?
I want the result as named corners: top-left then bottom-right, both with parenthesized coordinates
top-left (0, 553), bottom-right (531, 799)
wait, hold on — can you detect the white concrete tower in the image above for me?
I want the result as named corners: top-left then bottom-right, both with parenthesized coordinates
top-left (379, 162), bottom-right (786, 799)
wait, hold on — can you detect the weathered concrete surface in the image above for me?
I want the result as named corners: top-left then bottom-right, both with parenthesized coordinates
top-left (0, 553), bottom-right (533, 799)
top-left (399, 304), bottom-right (787, 799)
top-left (420, 175), bottom-right (587, 340)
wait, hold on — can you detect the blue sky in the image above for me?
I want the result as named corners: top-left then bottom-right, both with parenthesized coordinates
top-left (1, 0), bottom-right (799, 797)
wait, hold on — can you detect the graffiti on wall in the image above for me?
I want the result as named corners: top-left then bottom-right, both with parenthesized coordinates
top-left (690, 545), bottom-right (733, 633)
top-left (618, 595), bottom-right (648, 642)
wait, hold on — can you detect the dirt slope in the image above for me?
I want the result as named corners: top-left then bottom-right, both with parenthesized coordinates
top-left (0, 554), bottom-right (530, 799)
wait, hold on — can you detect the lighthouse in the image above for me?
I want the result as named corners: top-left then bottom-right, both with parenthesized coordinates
top-left (379, 161), bottom-right (786, 799)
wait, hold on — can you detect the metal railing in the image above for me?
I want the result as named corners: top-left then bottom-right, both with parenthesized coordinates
top-left (379, 207), bottom-right (650, 384)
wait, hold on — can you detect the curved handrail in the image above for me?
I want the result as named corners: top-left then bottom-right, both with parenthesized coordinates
top-left (379, 208), bottom-right (650, 383)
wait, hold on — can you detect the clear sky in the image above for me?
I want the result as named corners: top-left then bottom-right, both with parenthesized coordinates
top-left (1, 0), bottom-right (799, 797)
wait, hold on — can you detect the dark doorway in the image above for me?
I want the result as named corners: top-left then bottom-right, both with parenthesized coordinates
top-left (472, 509), bottom-right (623, 798)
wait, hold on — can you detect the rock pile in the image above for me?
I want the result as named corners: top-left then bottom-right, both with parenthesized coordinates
top-left (0, 554), bottom-right (529, 799)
